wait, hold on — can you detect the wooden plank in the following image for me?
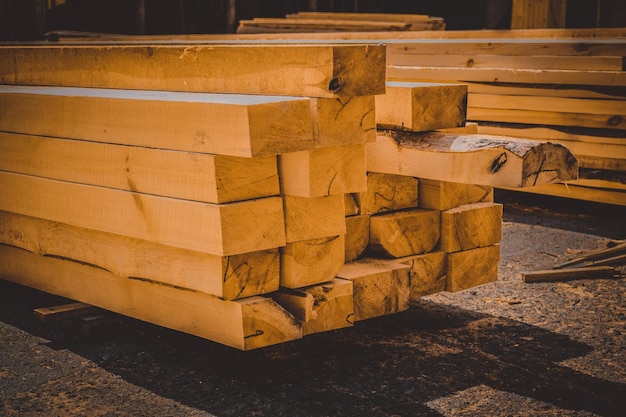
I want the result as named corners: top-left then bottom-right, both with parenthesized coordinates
top-left (345, 214), bottom-right (370, 263)
top-left (418, 178), bottom-right (494, 211)
top-left (272, 279), bottom-right (354, 336)
top-left (33, 303), bottom-right (100, 323)
top-left (336, 258), bottom-right (410, 321)
top-left (440, 202), bottom-right (503, 253)
top-left (0, 132), bottom-right (279, 204)
top-left (278, 144), bottom-right (367, 197)
top-left (356, 172), bottom-right (418, 215)
top-left (0, 85), bottom-right (314, 157)
top-left (395, 251), bottom-right (447, 299)
top-left (0, 44), bottom-right (386, 98)
top-left (522, 266), bottom-right (617, 283)
top-left (366, 131), bottom-right (579, 188)
top-left (369, 208), bottom-right (441, 258)
top-left (280, 235), bottom-right (345, 289)
top-left (447, 244), bottom-right (500, 292)
top-left (469, 107), bottom-right (626, 130)
top-left (387, 65), bottom-right (626, 87)
top-left (500, 182), bottom-right (626, 206)
top-left (376, 81), bottom-right (467, 132)
top-left (286, 12), bottom-right (441, 24)
top-left (0, 210), bottom-right (279, 300)
top-left (466, 82), bottom-right (626, 101)
top-left (237, 18), bottom-right (414, 34)
top-left (0, 244), bottom-right (301, 350)
top-left (283, 195), bottom-right (345, 242)
top-left (312, 96), bottom-right (376, 147)
top-left (0, 172), bottom-right (286, 256)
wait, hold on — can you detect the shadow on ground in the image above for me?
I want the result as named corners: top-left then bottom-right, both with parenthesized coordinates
top-left (1, 279), bottom-right (623, 417)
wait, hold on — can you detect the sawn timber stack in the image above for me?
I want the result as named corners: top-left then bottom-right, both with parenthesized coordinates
top-left (0, 42), bottom-right (576, 350)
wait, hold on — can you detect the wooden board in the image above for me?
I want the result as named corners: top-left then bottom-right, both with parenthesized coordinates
top-left (237, 18), bottom-right (414, 34)
top-left (0, 44), bottom-right (386, 98)
top-left (345, 214), bottom-right (370, 263)
top-left (278, 144), bottom-right (367, 197)
top-left (500, 182), bottom-right (626, 206)
top-left (376, 82), bottom-right (467, 132)
top-left (440, 202), bottom-right (503, 253)
top-left (283, 195), bottom-right (345, 242)
top-left (447, 244), bottom-right (500, 292)
top-left (0, 172), bottom-right (286, 256)
top-left (369, 208), bottom-right (441, 258)
top-left (312, 96), bottom-right (376, 147)
top-left (356, 172), bottom-right (418, 215)
top-left (336, 258), bottom-right (410, 321)
top-left (0, 244), bottom-right (301, 350)
top-left (0, 132), bottom-right (279, 203)
top-left (0, 85), bottom-right (314, 157)
top-left (280, 235), bottom-right (345, 289)
top-left (0, 210), bottom-right (279, 300)
top-left (272, 279), bottom-right (354, 336)
top-left (395, 251), bottom-right (447, 299)
top-left (418, 178), bottom-right (494, 211)
top-left (366, 131), bottom-right (579, 188)
top-left (33, 303), bottom-right (100, 322)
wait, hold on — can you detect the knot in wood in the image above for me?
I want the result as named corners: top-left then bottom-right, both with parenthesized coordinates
top-left (490, 152), bottom-right (507, 173)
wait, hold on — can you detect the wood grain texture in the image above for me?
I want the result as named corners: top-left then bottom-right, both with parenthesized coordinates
top-left (366, 131), bottom-right (579, 188)
top-left (0, 172), bottom-right (285, 256)
top-left (336, 258), bottom-right (410, 321)
top-left (345, 214), bottom-right (370, 263)
top-left (283, 195), bottom-right (345, 242)
top-left (312, 96), bottom-right (376, 147)
top-left (0, 44), bottom-right (385, 98)
top-left (280, 235), bottom-right (345, 289)
top-left (440, 202), bottom-right (503, 253)
top-left (446, 244), bottom-right (500, 292)
top-left (0, 244), bottom-right (301, 350)
top-left (369, 208), bottom-right (441, 258)
top-left (0, 85), bottom-right (314, 157)
top-left (395, 251), bottom-right (447, 299)
top-left (418, 178), bottom-right (493, 211)
top-left (356, 172), bottom-right (418, 215)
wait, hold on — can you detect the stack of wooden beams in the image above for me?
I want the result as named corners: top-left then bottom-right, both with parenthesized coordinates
top-left (0, 43), bottom-right (578, 350)
top-left (236, 12), bottom-right (445, 34)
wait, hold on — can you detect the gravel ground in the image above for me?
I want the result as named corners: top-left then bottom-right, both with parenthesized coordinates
top-left (0, 190), bottom-right (625, 417)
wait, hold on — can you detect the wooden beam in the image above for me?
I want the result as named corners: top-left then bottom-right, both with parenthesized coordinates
top-left (280, 235), bottom-right (345, 289)
top-left (376, 82), bottom-right (467, 132)
top-left (366, 131), bottom-right (579, 188)
top-left (336, 258), bottom-right (410, 321)
top-left (0, 132), bottom-right (280, 204)
top-left (0, 244), bottom-right (301, 350)
top-left (0, 85), bottom-right (314, 157)
top-left (522, 266), bottom-right (617, 283)
top-left (447, 244), bottom-right (500, 292)
top-left (418, 178), bottom-right (493, 211)
top-left (345, 214), bottom-right (369, 263)
top-left (312, 96), bottom-right (376, 147)
top-left (369, 208), bottom-right (441, 258)
top-left (395, 251), bottom-right (447, 299)
top-left (0, 210), bottom-right (280, 300)
top-left (440, 202), bottom-right (503, 253)
top-left (283, 195), bottom-right (345, 242)
top-left (356, 172), bottom-right (418, 215)
top-left (34, 302), bottom-right (100, 322)
top-left (0, 172), bottom-right (286, 256)
top-left (278, 144), bottom-right (367, 197)
top-left (0, 44), bottom-right (386, 98)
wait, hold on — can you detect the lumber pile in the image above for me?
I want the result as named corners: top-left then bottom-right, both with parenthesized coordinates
top-left (236, 12), bottom-right (445, 34)
top-left (0, 43), bottom-right (577, 350)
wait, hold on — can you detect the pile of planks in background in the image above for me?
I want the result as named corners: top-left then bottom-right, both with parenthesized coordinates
top-left (237, 12), bottom-right (445, 34)
top-left (0, 42), bottom-right (576, 350)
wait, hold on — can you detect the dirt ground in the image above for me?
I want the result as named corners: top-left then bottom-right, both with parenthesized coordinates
top-left (1, 190), bottom-right (625, 417)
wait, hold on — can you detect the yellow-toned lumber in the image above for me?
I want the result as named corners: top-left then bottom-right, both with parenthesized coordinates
top-left (286, 12), bottom-right (441, 24)
top-left (376, 82), bottom-right (467, 132)
top-left (280, 235), bottom-right (345, 289)
top-left (366, 131), bottom-right (578, 188)
top-left (438, 122), bottom-right (479, 134)
top-left (283, 195), bottom-right (345, 242)
top-left (0, 172), bottom-right (285, 256)
top-left (356, 172), bottom-right (418, 215)
top-left (511, 0), bottom-right (566, 29)
top-left (272, 279), bottom-right (354, 336)
top-left (418, 178), bottom-right (493, 211)
top-left (0, 132), bottom-right (279, 204)
top-left (501, 181), bottom-right (626, 206)
top-left (0, 211), bottom-right (279, 300)
top-left (0, 85), bottom-right (314, 158)
top-left (396, 251), bottom-right (447, 299)
top-left (278, 144), bottom-right (367, 197)
top-left (522, 266), bottom-right (617, 283)
top-left (237, 18), bottom-right (414, 34)
top-left (344, 193), bottom-right (360, 216)
top-left (312, 96), bottom-right (376, 147)
top-left (0, 44), bottom-right (386, 98)
top-left (369, 208), bottom-right (441, 258)
top-left (336, 258), bottom-right (410, 321)
top-left (441, 202), bottom-right (503, 253)
top-left (387, 65), bottom-right (626, 87)
top-left (447, 244), bottom-right (500, 292)
top-left (345, 214), bottom-right (370, 263)
top-left (0, 244), bottom-right (301, 350)
top-left (33, 302), bottom-right (100, 323)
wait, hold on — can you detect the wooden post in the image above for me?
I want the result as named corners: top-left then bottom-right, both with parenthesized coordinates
top-left (227, 0), bottom-right (237, 33)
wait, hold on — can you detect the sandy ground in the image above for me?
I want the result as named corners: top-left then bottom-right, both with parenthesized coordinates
top-left (1, 191), bottom-right (624, 417)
